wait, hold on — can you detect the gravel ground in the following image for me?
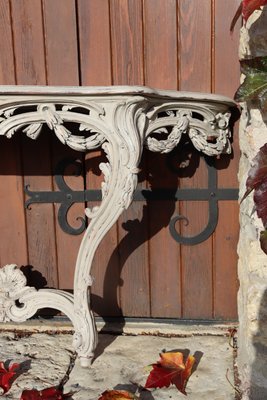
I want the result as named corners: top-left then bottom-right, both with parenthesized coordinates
top-left (0, 331), bottom-right (236, 400)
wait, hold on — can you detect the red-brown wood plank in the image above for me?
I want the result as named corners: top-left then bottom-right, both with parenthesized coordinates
top-left (42, 0), bottom-right (83, 290)
top-left (42, 0), bottom-right (79, 86)
top-left (143, 0), bottom-right (181, 318)
top-left (78, 0), bottom-right (112, 86)
top-left (213, 0), bottom-right (240, 319)
top-left (110, 0), bottom-right (150, 316)
top-left (179, 0), bottom-right (213, 318)
top-left (10, 0), bottom-right (58, 287)
top-left (78, 0), bottom-right (120, 316)
top-left (0, 1), bottom-right (28, 268)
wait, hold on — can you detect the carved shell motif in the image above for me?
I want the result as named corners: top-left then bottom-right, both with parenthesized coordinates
top-left (0, 264), bottom-right (36, 322)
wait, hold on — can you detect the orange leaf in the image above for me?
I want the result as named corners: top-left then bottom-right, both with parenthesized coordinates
top-left (98, 390), bottom-right (136, 400)
top-left (0, 361), bottom-right (20, 394)
top-left (145, 352), bottom-right (195, 395)
top-left (172, 355), bottom-right (195, 395)
top-left (159, 352), bottom-right (185, 371)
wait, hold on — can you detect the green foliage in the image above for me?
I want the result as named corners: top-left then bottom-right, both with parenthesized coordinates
top-left (234, 56), bottom-right (267, 110)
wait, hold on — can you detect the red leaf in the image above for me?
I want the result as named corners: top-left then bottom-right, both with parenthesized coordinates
top-left (20, 387), bottom-right (73, 400)
top-left (145, 352), bottom-right (195, 395)
top-left (0, 361), bottom-right (20, 394)
top-left (242, 0), bottom-right (267, 21)
top-left (230, 0), bottom-right (267, 31)
top-left (172, 355), bottom-right (195, 395)
top-left (98, 390), bottom-right (136, 400)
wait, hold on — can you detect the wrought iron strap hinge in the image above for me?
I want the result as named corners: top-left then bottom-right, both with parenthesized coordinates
top-left (24, 157), bottom-right (238, 243)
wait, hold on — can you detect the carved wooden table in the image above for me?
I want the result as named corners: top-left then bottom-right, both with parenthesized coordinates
top-left (0, 85), bottom-right (235, 366)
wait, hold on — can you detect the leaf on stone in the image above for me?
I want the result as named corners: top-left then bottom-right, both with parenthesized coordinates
top-left (145, 351), bottom-right (195, 395)
top-left (234, 57), bottom-right (267, 110)
top-left (0, 361), bottom-right (20, 394)
top-left (230, 0), bottom-right (267, 31)
top-left (260, 229), bottom-right (267, 253)
top-left (242, 143), bottom-right (267, 201)
top-left (242, 0), bottom-right (267, 21)
top-left (98, 390), bottom-right (137, 400)
top-left (20, 387), bottom-right (73, 400)
top-left (242, 144), bottom-right (267, 254)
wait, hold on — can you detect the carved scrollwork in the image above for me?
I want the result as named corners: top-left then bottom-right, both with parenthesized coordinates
top-left (0, 100), bottom-right (107, 151)
top-left (145, 110), bottom-right (190, 153)
top-left (188, 111), bottom-right (232, 156)
top-left (0, 264), bottom-right (36, 322)
top-left (145, 103), bottom-right (232, 156)
top-left (0, 87), bottom-right (236, 366)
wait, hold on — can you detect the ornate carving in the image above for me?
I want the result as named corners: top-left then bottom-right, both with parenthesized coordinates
top-left (145, 104), bottom-right (231, 156)
top-left (0, 264), bottom-right (36, 322)
top-left (0, 86), bottom-right (235, 366)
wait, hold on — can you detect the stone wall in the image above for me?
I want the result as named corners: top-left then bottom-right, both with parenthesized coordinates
top-left (238, 8), bottom-right (267, 400)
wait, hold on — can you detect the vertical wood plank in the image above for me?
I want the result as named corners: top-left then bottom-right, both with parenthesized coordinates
top-left (78, 0), bottom-right (112, 85)
top-left (144, 0), bottom-right (181, 317)
top-left (0, 1), bottom-right (28, 268)
top-left (110, 0), bottom-right (144, 85)
top-left (110, 0), bottom-right (150, 316)
top-left (42, 0), bottom-right (79, 86)
top-left (178, 0), bottom-right (212, 92)
top-left (42, 0), bottom-right (84, 290)
top-left (179, 0), bottom-right (213, 318)
top-left (144, 0), bottom-right (177, 90)
top-left (78, 0), bottom-right (120, 316)
top-left (213, 0), bottom-right (240, 319)
top-left (10, 0), bottom-right (58, 287)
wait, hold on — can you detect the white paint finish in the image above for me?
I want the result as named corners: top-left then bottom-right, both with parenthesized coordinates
top-left (0, 86), bottom-right (234, 366)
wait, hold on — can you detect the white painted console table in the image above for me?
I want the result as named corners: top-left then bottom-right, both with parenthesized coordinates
top-left (0, 85), bottom-right (235, 366)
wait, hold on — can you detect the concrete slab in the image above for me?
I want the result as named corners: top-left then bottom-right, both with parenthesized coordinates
top-left (0, 331), bottom-right (236, 399)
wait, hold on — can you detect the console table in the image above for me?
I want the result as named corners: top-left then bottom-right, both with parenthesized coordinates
top-left (0, 86), bottom-right (235, 366)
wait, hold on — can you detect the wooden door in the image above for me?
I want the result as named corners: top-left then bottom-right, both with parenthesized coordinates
top-left (0, 0), bottom-right (240, 321)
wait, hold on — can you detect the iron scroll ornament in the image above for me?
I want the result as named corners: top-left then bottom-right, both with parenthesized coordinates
top-left (24, 157), bottom-right (238, 244)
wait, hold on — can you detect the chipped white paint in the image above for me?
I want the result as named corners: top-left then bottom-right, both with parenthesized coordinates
top-left (0, 85), bottom-right (235, 366)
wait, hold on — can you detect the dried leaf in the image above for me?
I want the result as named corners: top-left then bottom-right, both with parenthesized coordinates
top-left (145, 351), bottom-right (195, 395)
top-left (98, 390), bottom-right (137, 400)
top-left (0, 361), bottom-right (20, 394)
top-left (20, 387), bottom-right (73, 400)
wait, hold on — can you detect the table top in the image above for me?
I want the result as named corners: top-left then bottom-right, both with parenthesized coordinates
top-left (0, 85), bottom-right (236, 106)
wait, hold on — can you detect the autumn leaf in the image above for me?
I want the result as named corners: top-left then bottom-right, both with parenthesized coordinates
top-left (145, 351), bottom-right (195, 395)
top-left (98, 390), bottom-right (137, 400)
top-left (20, 387), bottom-right (73, 400)
top-left (230, 0), bottom-right (267, 31)
top-left (241, 144), bottom-right (267, 254)
top-left (0, 361), bottom-right (20, 394)
top-left (260, 229), bottom-right (267, 253)
top-left (234, 56), bottom-right (267, 111)
top-left (242, 0), bottom-right (267, 21)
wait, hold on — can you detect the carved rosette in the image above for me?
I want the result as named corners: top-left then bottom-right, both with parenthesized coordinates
top-left (0, 88), bottom-right (235, 365)
top-left (0, 264), bottom-right (36, 322)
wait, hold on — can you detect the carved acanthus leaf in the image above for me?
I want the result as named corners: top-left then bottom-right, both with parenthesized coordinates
top-left (189, 111), bottom-right (231, 156)
top-left (0, 264), bottom-right (36, 322)
top-left (23, 123), bottom-right (43, 139)
top-left (145, 113), bottom-right (189, 153)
